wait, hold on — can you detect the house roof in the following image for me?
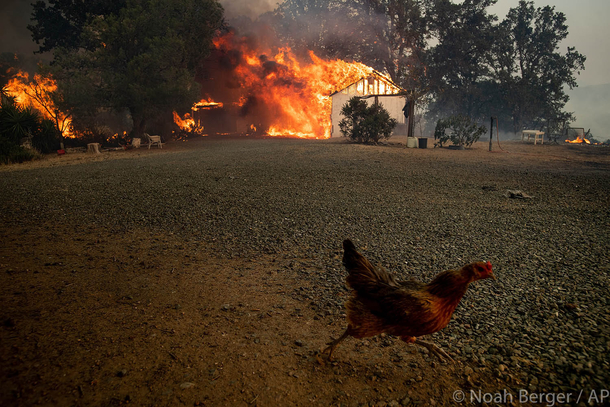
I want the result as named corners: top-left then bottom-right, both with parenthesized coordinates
top-left (330, 71), bottom-right (405, 97)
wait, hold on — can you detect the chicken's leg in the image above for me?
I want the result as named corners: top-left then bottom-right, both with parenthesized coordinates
top-left (321, 328), bottom-right (351, 361)
top-left (401, 336), bottom-right (454, 363)
top-left (413, 339), bottom-right (454, 363)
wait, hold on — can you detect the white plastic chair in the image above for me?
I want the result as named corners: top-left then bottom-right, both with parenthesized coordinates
top-left (143, 133), bottom-right (163, 149)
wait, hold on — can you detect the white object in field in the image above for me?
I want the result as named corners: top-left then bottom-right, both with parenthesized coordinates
top-left (521, 130), bottom-right (545, 145)
top-left (143, 133), bottom-right (163, 149)
top-left (87, 143), bottom-right (101, 154)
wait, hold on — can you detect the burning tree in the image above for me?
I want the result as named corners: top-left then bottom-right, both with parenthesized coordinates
top-left (272, 0), bottom-right (429, 88)
top-left (0, 90), bottom-right (62, 163)
top-left (36, 0), bottom-right (224, 139)
top-left (4, 70), bottom-right (72, 141)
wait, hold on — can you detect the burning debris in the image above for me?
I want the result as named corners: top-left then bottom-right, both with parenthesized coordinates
top-left (173, 111), bottom-right (204, 137)
top-left (565, 136), bottom-right (591, 144)
top-left (172, 98), bottom-right (225, 138)
top-left (174, 30), bottom-right (377, 139)
top-left (564, 128), bottom-right (599, 145)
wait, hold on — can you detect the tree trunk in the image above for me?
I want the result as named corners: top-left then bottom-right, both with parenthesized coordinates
top-left (131, 111), bottom-right (147, 138)
top-left (407, 99), bottom-right (415, 138)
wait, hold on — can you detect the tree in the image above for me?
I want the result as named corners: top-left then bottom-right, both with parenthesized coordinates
top-left (492, 0), bottom-right (585, 133)
top-left (426, 0), bottom-right (498, 125)
top-left (5, 69), bottom-right (72, 140)
top-left (49, 0), bottom-right (225, 138)
top-left (339, 97), bottom-right (397, 143)
top-left (433, 114), bottom-right (485, 148)
top-left (29, 0), bottom-right (127, 53)
top-left (0, 95), bottom-right (60, 162)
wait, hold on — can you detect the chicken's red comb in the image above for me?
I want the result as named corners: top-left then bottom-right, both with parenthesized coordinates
top-left (486, 261), bottom-right (492, 269)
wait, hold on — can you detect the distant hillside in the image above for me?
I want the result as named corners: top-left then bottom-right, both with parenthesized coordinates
top-left (566, 83), bottom-right (610, 142)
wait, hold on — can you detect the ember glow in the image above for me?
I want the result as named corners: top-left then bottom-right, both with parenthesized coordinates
top-left (183, 32), bottom-right (376, 139)
top-left (5, 71), bottom-right (73, 138)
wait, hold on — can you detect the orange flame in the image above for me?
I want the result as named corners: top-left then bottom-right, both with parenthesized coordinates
top-left (172, 111), bottom-right (205, 134)
top-left (193, 97), bottom-right (223, 111)
top-left (4, 70), bottom-right (73, 138)
top-left (565, 136), bottom-right (591, 144)
top-left (173, 97), bottom-right (224, 135)
top-left (200, 32), bottom-right (377, 139)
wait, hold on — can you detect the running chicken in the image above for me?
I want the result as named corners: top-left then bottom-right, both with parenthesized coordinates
top-left (323, 239), bottom-right (495, 362)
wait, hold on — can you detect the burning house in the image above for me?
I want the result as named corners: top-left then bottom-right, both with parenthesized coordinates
top-left (173, 31), bottom-right (386, 139)
top-left (329, 72), bottom-right (406, 137)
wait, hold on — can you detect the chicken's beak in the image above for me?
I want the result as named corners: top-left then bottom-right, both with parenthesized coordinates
top-left (489, 272), bottom-right (496, 281)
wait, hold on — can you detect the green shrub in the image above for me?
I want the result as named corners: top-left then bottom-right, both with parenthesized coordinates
top-left (0, 138), bottom-right (34, 164)
top-left (434, 114), bottom-right (486, 148)
top-left (32, 119), bottom-right (61, 153)
top-left (0, 99), bottom-right (40, 144)
top-left (0, 98), bottom-right (40, 163)
top-left (339, 97), bottom-right (397, 144)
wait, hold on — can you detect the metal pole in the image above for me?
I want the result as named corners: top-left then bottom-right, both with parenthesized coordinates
top-left (489, 117), bottom-right (494, 151)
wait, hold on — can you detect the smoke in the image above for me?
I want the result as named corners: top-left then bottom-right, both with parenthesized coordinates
top-left (0, 0), bottom-right (37, 55)
top-left (0, 0), bottom-right (51, 78)
top-left (566, 84), bottom-right (610, 142)
top-left (194, 29), bottom-right (306, 134)
top-left (219, 0), bottom-right (277, 20)
top-left (0, 0), bottom-right (278, 52)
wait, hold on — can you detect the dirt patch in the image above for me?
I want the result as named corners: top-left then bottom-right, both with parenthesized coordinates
top-left (0, 223), bottom-right (514, 406)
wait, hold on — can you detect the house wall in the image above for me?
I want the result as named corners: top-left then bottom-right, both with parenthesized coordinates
top-left (330, 94), bottom-right (407, 138)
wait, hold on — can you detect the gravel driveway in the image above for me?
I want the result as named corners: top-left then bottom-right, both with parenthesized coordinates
top-left (1, 137), bottom-right (608, 404)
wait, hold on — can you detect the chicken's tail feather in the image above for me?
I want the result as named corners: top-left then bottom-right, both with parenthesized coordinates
top-left (343, 239), bottom-right (397, 292)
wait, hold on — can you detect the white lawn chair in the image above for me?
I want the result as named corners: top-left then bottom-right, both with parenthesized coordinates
top-left (143, 133), bottom-right (163, 149)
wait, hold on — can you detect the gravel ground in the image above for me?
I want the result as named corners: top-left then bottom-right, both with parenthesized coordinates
top-left (1, 137), bottom-right (609, 401)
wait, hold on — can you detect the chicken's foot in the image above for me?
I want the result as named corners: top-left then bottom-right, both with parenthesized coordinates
top-left (413, 339), bottom-right (454, 363)
top-left (321, 328), bottom-right (351, 361)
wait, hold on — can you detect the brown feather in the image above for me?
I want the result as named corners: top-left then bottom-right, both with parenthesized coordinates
top-left (341, 239), bottom-right (491, 340)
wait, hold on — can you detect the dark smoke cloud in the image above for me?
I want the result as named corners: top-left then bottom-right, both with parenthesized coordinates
top-left (0, 0), bottom-right (50, 77)
top-left (0, 0), bottom-right (278, 55)
top-left (0, 0), bottom-right (38, 55)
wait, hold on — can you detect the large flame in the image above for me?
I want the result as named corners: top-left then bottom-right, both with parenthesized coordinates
top-left (4, 71), bottom-right (73, 138)
top-left (182, 32), bottom-right (376, 139)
